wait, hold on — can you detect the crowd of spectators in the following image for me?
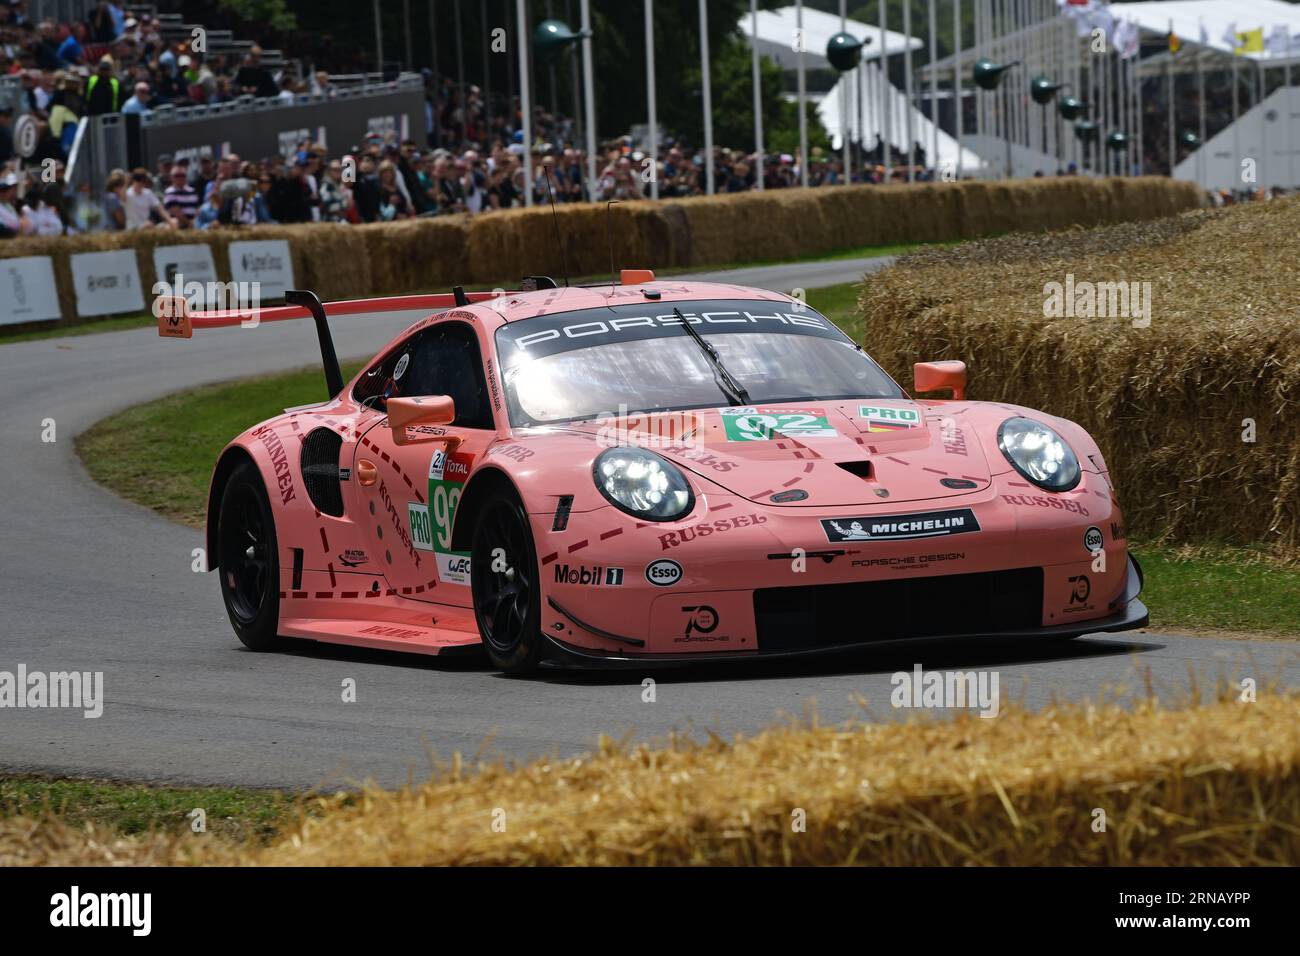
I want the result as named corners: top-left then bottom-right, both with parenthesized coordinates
top-left (0, 1), bottom-right (1282, 239)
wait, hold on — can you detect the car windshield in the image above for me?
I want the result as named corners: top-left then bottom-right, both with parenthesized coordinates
top-left (494, 299), bottom-right (904, 426)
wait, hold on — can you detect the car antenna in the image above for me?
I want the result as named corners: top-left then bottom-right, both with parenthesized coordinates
top-left (605, 200), bottom-right (621, 296)
top-left (544, 169), bottom-right (569, 287)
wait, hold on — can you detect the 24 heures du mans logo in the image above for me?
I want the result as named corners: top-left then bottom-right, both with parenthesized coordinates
top-left (821, 508), bottom-right (981, 543)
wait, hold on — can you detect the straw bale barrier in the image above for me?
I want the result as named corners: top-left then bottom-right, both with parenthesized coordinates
top-left (3, 692), bottom-right (1296, 866)
top-left (0, 176), bottom-right (1198, 330)
top-left (858, 198), bottom-right (1300, 550)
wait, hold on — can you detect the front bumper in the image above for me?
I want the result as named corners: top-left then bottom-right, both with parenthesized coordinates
top-left (541, 555), bottom-right (1148, 668)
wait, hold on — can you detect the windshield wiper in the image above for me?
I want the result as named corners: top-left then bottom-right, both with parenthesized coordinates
top-left (672, 307), bottom-right (751, 406)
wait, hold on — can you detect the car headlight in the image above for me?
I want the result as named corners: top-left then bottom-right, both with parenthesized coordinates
top-left (997, 417), bottom-right (1081, 492)
top-left (593, 448), bottom-right (694, 521)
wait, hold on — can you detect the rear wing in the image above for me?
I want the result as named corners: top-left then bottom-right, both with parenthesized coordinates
top-left (156, 287), bottom-right (513, 399)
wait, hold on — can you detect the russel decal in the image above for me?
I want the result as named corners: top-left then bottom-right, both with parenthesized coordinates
top-left (821, 508), bottom-right (981, 543)
top-left (859, 404), bottom-right (922, 432)
top-left (721, 408), bottom-right (835, 441)
top-left (427, 448), bottom-right (474, 585)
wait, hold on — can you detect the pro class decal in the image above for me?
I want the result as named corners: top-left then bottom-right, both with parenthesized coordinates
top-left (426, 447), bottom-right (475, 585)
top-left (721, 407), bottom-right (835, 441)
top-left (858, 404), bottom-right (921, 432)
top-left (821, 508), bottom-right (981, 543)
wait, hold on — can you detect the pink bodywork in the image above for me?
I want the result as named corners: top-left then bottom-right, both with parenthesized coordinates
top-left (185, 280), bottom-right (1139, 662)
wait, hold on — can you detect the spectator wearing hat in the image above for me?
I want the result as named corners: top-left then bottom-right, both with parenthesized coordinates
top-left (121, 80), bottom-right (152, 115)
top-left (85, 58), bottom-right (121, 115)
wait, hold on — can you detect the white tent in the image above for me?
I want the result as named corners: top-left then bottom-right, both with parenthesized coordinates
top-left (738, 6), bottom-right (922, 73)
top-left (1173, 85), bottom-right (1300, 189)
top-left (816, 62), bottom-right (985, 175)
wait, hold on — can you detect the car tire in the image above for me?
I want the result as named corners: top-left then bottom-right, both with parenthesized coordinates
top-left (470, 490), bottom-right (544, 675)
top-left (217, 460), bottom-right (282, 651)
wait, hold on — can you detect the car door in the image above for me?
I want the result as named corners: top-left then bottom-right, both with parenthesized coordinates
top-left (348, 320), bottom-right (497, 607)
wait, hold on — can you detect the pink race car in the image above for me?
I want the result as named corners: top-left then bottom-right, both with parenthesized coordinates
top-left (159, 272), bottom-right (1146, 674)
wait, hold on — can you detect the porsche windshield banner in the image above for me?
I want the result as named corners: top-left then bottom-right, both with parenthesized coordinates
top-left (494, 299), bottom-right (849, 367)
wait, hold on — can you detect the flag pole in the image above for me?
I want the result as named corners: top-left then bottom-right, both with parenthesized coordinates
top-left (516, 0), bottom-right (532, 206)
top-left (955, 0), bottom-right (964, 178)
top-left (699, 0), bottom-right (714, 195)
top-left (751, 0), bottom-right (765, 190)
top-left (797, 0), bottom-right (809, 187)
top-left (645, 0), bottom-right (658, 200)
top-left (581, 0), bottom-right (597, 200)
top-left (904, 0), bottom-right (914, 181)
top-left (928, 0), bottom-right (938, 177)
top-left (841, 0), bottom-right (850, 184)
top-left (881, 0), bottom-right (891, 182)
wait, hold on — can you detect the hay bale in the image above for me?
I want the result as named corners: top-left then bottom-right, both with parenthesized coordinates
top-left (858, 198), bottom-right (1300, 550)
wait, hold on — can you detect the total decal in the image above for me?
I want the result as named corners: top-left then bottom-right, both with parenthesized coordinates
top-left (859, 404), bottom-right (922, 433)
top-left (408, 447), bottom-right (475, 585)
top-left (822, 508), bottom-right (981, 543)
top-left (720, 407), bottom-right (836, 442)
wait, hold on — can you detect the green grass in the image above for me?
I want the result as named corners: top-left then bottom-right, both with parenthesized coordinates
top-left (1136, 545), bottom-right (1300, 636)
top-left (0, 774), bottom-right (305, 843)
top-left (807, 281), bottom-right (866, 342)
top-left (76, 361), bottom-right (363, 527)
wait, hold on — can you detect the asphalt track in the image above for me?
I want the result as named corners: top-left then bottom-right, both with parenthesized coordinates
top-left (1, 255), bottom-right (1297, 790)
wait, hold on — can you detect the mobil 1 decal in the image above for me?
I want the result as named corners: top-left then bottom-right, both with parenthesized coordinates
top-left (721, 406), bottom-right (836, 442)
top-left (822, 508), bottom-right (981, 543)
top-left (858, 404), bottom-right (922, 433)
top-left (409, 446), bottom-right (474, 585)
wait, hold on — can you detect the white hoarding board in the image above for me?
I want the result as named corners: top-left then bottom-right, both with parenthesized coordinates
top-left (228, 240), bottom-right (295, 302)
top-left (70, 250), bottom-right (145, 317)
top-left (0, 256), bottom-right (62, 326)
top-left (152, 243), bottom-right (220, 307)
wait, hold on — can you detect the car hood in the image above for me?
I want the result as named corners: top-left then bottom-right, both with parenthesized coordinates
top-left (559, 400), bottom-right (995, 507)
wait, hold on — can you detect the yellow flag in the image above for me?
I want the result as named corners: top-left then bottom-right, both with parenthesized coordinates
top-left (1235, 27), bottom-right (1265, 54)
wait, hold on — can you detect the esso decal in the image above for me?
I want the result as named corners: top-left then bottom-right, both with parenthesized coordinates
top-left (1083, 526), bottom-right (1104, 553)
top-left (394, 353), bottom-right (410, 380)
top-left (645, 559), bottom-right (683, 587)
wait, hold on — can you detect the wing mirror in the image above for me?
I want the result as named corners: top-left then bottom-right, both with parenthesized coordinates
top-left (913, 361), bottom-right (967, 400)
top-left (388, 396), bottom-right (457, 446)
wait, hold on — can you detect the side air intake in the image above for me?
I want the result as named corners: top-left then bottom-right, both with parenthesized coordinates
top-left (300, 427), bottom-right (344, 517)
